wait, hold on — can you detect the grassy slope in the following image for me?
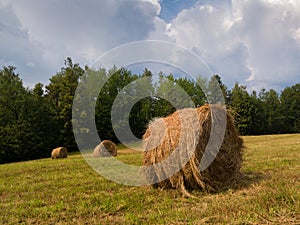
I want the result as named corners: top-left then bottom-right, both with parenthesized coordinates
top-left (0, 134), bottom-right (299, 224)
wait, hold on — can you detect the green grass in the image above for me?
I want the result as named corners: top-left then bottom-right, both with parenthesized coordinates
top-left (0, 134), bottom-right (299, 224)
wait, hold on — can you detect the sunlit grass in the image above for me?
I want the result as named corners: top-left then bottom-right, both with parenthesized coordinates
top-left (0, 134), bottom-right (299, 224)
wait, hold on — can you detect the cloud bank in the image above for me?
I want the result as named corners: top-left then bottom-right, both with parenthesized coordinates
top-left (0, 0), bottom-right (299, 91)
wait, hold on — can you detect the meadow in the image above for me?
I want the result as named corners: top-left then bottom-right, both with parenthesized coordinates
top-left (0, 134), bottom-right (299, 224)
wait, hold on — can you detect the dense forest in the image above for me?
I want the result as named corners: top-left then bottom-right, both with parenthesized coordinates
top-left (0, 58), bottom-right (299, 164)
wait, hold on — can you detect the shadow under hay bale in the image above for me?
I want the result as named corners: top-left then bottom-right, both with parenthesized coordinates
top-left (93, 140), bottom-right (118, 157)
top-left (51, 147), bottom-right (68, 159)
top-left (142, 104), bottom-right (243, 195)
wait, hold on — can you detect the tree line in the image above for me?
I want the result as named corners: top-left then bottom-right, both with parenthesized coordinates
top-left (0, 58), bottom-right (299, 163)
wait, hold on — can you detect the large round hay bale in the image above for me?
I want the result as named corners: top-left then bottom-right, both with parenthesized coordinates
top-left (142, 104), bottom-right (243, 194)
top-left (51, 147), bottom-right (68, 159)
top-left (93, 140), bottom-right (117, 157)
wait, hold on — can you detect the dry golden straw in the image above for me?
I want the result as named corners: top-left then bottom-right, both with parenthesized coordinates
top-left (51, 147), bottom-right (68, 159)
top-left (93, 140), bottom-right (118, 157)
top-left (142, 104), bottom-right (243, 196)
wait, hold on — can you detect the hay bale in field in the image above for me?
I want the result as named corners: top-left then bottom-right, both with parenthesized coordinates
top-left (142, 104), bottom-right (243, 195)
top-left (93, 140), bottom-right (117, 157)
top-left (51, 147), bottom-right (68, 159)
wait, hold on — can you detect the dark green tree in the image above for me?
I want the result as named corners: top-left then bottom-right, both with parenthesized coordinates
top-left (129, 69), bottom-right (154, 140)
top-left (0, 66), bottom-right (26, 126)
top-left (95, 67), bottom-right (137, 142)
top-left (46, 58), bottom-right (84, 151)
top-left (0, 66), bottom-right (26, 163)
top-left (0, 67), bottom-right (55, 163)
top-left (230, 83), bottom-right (261, 135)
top-left (175, 77), bottom-right (205, 107)
top-left (207, 75), bottom-right (230, 104)
top-left (258, 89), bottom-right (282, 134)
top-left (280, 83), bottom-right (300, 133)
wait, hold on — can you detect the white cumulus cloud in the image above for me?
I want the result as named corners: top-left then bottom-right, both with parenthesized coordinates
top-left (0, 0), bottom-right (299, 91)
top-left (0, 0), bottom-right (161, 86)
top-left (151, 0), bottom-right (300, 90)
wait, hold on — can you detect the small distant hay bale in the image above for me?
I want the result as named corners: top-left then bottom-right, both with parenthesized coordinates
top-left (142, 104), bottom-right (243, 195)
top-left (51, 147), bottom-right (68, 159)
top-left (93, 140), bottom-right (117, 157)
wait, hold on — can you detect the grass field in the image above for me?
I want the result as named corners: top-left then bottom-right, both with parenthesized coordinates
top-left (0, 134), bottom-right (299, 224)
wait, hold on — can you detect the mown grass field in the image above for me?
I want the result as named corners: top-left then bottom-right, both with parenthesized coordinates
top-left (0, 134), bottom-right (299, 224)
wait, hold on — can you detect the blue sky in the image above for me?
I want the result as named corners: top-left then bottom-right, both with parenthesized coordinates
top-left (159, 0), bottom-right (200, 22)
top-left (158, 0), bottom-right (232, 22)
top-left (0, 0), bottom-right (300, 91)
